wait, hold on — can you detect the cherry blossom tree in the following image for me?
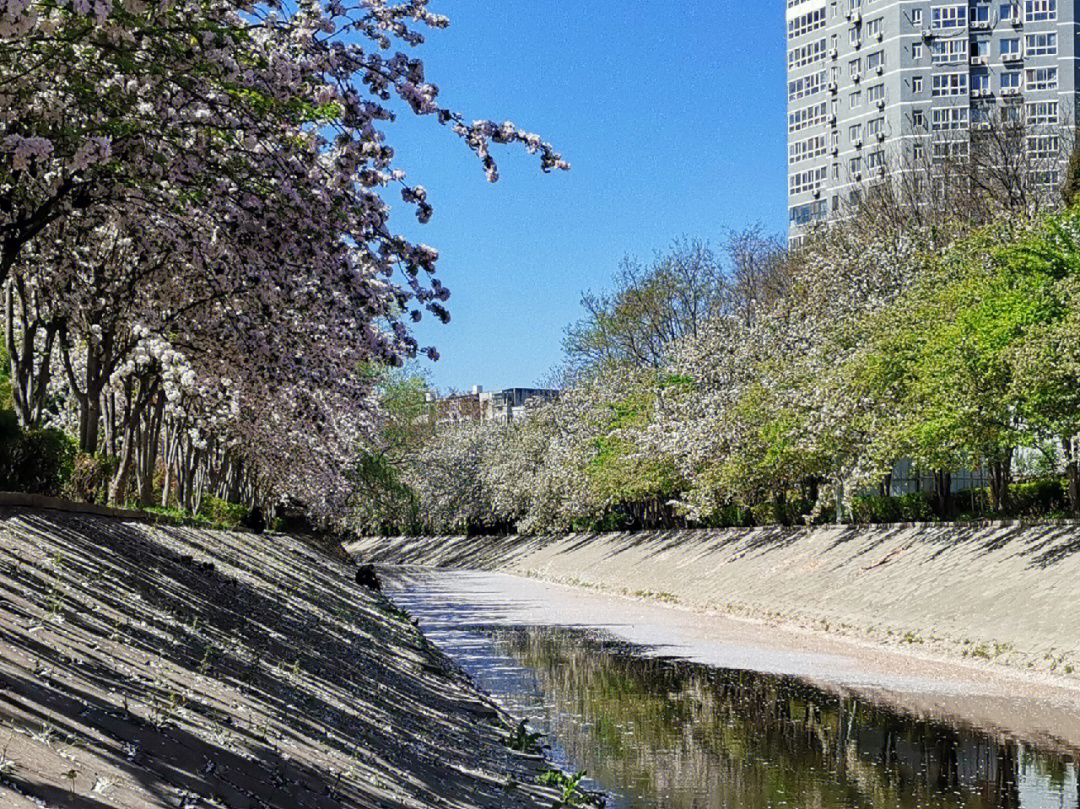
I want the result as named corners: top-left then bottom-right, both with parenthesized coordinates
top-left (0, 0), bottom-right (569, 522)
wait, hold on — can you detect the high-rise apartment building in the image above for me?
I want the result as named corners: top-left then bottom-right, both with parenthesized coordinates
top-left (786, 0), bottom-right (1076, 239)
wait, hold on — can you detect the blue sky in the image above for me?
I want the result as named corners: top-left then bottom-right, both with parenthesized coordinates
top-left (386, 1), bottom-right (787, 392)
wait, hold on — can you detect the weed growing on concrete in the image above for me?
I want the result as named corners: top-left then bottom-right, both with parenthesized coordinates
top-left (506, 719), bottom-right (546, 754)
top-left (538, 768), bottom-right (606, 807)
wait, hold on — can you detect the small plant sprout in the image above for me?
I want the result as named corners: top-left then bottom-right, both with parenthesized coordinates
top-left (0, 732), bottom-right (16, 778)
top-left (538, 769), bottom-right (606, 807)
top-left (507, 719), bottom-right (546, 754)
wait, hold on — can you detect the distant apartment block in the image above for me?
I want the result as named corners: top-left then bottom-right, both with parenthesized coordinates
top-left (425, 386), bottom-right (559, 426)
top-left (787, 0), bottom-right (1077, 239)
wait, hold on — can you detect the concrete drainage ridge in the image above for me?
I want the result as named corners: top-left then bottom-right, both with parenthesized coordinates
top-left (347, 522), bottom-right (1080, 678)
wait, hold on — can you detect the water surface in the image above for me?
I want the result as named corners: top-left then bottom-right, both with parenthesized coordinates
top-left (383, 568), bottom-right (1080, 809)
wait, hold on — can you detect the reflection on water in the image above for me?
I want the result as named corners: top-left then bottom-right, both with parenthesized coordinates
top-left (381, 571), bottom-right (1079, 808)
top-left (482, 627), bottom-right (1079, 809)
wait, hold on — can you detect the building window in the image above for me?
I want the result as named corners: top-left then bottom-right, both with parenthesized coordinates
top-left (789, 38), bottom-right (829, 69)
top-left (912, 109), bottom-right (926, 128)
top-left (790, 166), bottom-right (829, 195)
top-left (971, 72), bottom-right (989, 93)
top-left (912, 76), bottom-right (923, 93)
top-left (932, 39), bottom-right (968, 64)
top-left (972, 104), bottom-right (992, 125)
top-left (1000, 38), bottom-right (1020, 56)
top-left (970, 4), bottom-right (990, 24)
top-left (849, 58), bottom-right (861, 78)
top-left (866, 50), bottom-right (884, 70)
top-left (849, 123), bottom-right (863, 142)
top-left (850, 90), bottom-right (862, 108)
top-left (933, 141), bottom-right (968, 162)
top-left (1025, 67), bottom-right (1057, 91)
top-left (931, 107), bottom-right (969, 131)
top-left (790, 199), bottom-right (828, 225)
top-left (1001, 70), bottom-right (1021, 89)
top-left (1029, 169), bottom-right (1060, 187)
top-left (1025, 33), bottom-right (1057, 55)
top-left (867, 150), bottom-right (885, 169)
top-left (789, 8), bottom-right (828, 39)
top-left (865, 17), bottom-right (883, 37)
top-left (866, 83), bottom-right (885, 103)
top-left (1001, 104), bottom-right (1022, 124)
top-left (911, 8), bottom-right (923, 26)
top-left (849, 156), bottom-right (862, 174)
top-left (1026, 100), bottom-right (1058, 125)
top-left (867, 117), bottom-right (884, 138)
top-left (971, 40), bottom-right (989, 60)
top-left (932, 73), bottom-right (968, 96)
top-left (1025, 0), bottom-right (1056, 22)
top-left (1028, 135), bottom-right (1059, 158)
top-left (790, 134), bottom-right (829, 164)
top-left (789, 101), bottom-right (829, 133)
top-left (931, 5), bottom-right (967, 28)
top-left (788, 70), bottom-right (827, 102)
top-left (1000, 2), bottom-right (1019, 22)
top-left (913, 142), bottom-right (925, 161)
top-left (912, 42), bottom-right (923, 59)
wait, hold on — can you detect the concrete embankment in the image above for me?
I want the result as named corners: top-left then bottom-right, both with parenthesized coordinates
top-left (0, 508), bottom-right (560, 809)
top-left (346, 522), bottom-right (1080, 678)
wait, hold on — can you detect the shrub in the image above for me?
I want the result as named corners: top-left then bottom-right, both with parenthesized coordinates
top-left (1006, 479), bottom-right (1066, 518)
top-left (65, 453), bottom-right (116, 504)
top-left (0, 424), bottom-right (76, 497)
top-left (850, 491), bottom-right (937, 524)
top-left (198, 496), bottom-right (250, 529)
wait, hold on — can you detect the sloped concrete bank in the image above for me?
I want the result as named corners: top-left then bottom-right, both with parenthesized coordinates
top-left (346, 522), bottom-right (1080, 678)
top-left (0, 508), bottom-right (561, 809)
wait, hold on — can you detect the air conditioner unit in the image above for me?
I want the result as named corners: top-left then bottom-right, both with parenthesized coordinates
top-left (970, 56), bottom-right (987, 65)
top-left (828, 81), bottom-right (838, 92)
top-left (854, 171), bottom-right (863, 181)
top-left (1011, 16), bottom-right (1022, 26)
top-left (852, 10), bottom-right (861, 23)
top-left (971, 20), bottom-right (989, 29)
top-left (876, 99), bottom-right (886, 110)
top-left (876, 131), bottom-right (886, 141)
top-left (876, 64), bottom-right (884, 74)
top-left (876, 31), bottom-right (883, 42)
top-left (878, 166), bottom-right (887, 176)
top-left (828, 113), bottom-right (837, 125)
top-left (831, 145), bottom-right (840, 155)
top-left (922, 28), bottom-right (934, 39)
top-left (813, 188), bottom-right (821, 198)
top-left (1001, 86), bottom-right (1021, 96)
top-left (853, 38), bottom-right (862, 49)
top-left (852, 72), bottom-right (861, 83)
top-left (829, 47), bottom-right (838, 59)
top-left (854, 138), bottom-right (863, 148)
top-left (973, 121), bottom-right (991, 130)
top-left (1002, 52), bottom-right (1022, 61)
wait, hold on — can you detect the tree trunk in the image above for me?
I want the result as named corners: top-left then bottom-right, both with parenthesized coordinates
top-left (933, 469), bottom-right (952, 520)
top-left (1064, 436), bottom-right (1079, 516)
top-left (989, 449), bottom-right (1013, 515)
top-left (109, 420), bottom-right (137, 505)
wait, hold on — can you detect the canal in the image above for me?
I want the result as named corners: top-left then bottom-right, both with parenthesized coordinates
top-left (383, 568), bottom-right (1080, 809)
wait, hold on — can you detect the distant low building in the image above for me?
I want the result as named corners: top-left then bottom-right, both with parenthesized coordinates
top-left (479, 387), bottom-right (560, 424)
top-left (424, 385), bottom-right (559, 427)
